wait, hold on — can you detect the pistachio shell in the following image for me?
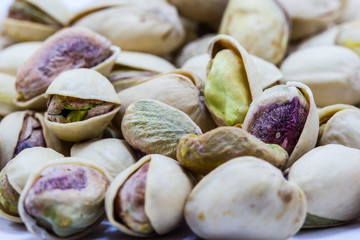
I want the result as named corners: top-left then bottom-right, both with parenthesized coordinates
top-left (73, 2), bottom-right (185, 56)
top-left (251, 55), bottom-right (282, 90)
top-left (25, 0), bottom-right (71, 25)
top-left (204, 35), bottom-right (262, 126)
top-left (185, 156), bottom-right (307, 240)
top-left (121, 99), bottom-right (202, 159)
top-left (288, 144), bottom-right (360, 227)
top-left (71, 138), bottom-right (137, 178)
top-left (0, 147), bottom-right (63, 222)
top-left (177, 126), bottom-right (288, 174)
top-left (113, 70), bottom-right (216, 133)
top-left (0, 111), bottom-right (69, 169)
top-left (296, 26), bottom-right (339, 51)
top-left (219, 0), bottom-right (290, 64)
top-left (44, 69), bottom-right (121, 142)
top-left (105, 154), bottom-right (193, 237)
top-left (0, 73), bottom-right (19, 117)
top-left (335, 20), bottom-right (360, 56)
top-left (181, 53), bottom-right (209, 84)
top-left (18, 157), bottom-right (113, 240)
top-left (281, 46), bottom-right (360, 107)
top-left (0, 42), bottom-right (42, 75)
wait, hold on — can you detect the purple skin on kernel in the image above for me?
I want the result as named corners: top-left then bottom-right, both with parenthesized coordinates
top-left (247, 97), bottom-right (308, 155)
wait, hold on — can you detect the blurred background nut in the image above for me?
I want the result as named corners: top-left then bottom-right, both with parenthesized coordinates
top-left (185, 156), bottom-right (307, 240)
top-left (219, 0), bottom-right (290, 65)
top-left (0, 73), bottom-right (19, 118)
top-left (289, 144), bottom-right (360, 227)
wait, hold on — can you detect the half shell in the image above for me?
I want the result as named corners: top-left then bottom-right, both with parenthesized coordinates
top-left (0, 73), bottom-right (19, 117)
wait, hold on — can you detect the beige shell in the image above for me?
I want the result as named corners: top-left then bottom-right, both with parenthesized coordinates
top-left (337, 0), bottom-right (360, 23)
top-left (289, 144), bottom-right (360, 224)
top-left (44, 69), bottom-right (121, 142)
top-left (281, 46), bottom-right (360, 107)
top-left (73, 1), bottom-right (185, 56)
top-left (71, 138), bottom-right (137, 178)
top-left (0, 111), bottom-right (69, 169)
top-left (18, 157), bottom-right (113, 240)
top-left (219, 0), bottom-right (290, 64)
top-left (112, 70), bottom-right (216, 133)
top-left (205, 34), bottom-right (263, 126)
top-left (105, 154), bottom-right (194, 237)
top-left (0, 147), bottom-right (64, 222)
top-left (251, 55), bottom-right (282, 90)
top-left (0, 73), bottom-right (19, 117)
top-left (0, 42), bottom-right (42, 76)
top-left (296, 26), bottom-right (339, 51)
top-left (181, 53), bottom-right (209, 84)
top-left (14, 45), bottom-right (120, 111)
top-left (3, 0), bottom-right (70, 42)
top-left (185, 156), bottom-right (307, 240)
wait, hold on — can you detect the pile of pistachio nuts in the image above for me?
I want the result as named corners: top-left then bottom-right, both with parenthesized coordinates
top-left (1, 0), bottom-right (360, 239)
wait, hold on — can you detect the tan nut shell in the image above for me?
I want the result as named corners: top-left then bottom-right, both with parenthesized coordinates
top-left (181, 54), bottom-right (209, 84)
top-left (281, 46), bottom-right (360, 107)
top-left (18, 157), bottom-right (113, 240)
top-left (0, 73), bottom-right (19, 117)
top-left (206, 34), bottom-right (263, 126)
top-left (71, 138), bottom-right (137, 178)
top-left (105, 154), bottom-right (194, 237)
top-left (3, 0), bottom-right (70, 42)
top-left (112, 70), bottom-right (216, 133)
top-left (251, 55), bottom-right (282, 90)
top-left (185, 156), bottom-right (307, 240)
top-left (0, 42), bottom-right (42, 76)
top-left (44, 69), bottom-right (121, 142)
top-left (73, 2), bottom-right (185, 55)
top-left (0, 147), bottom-right (64, 222)
top-left (0, 111), bottom-right (69, 169)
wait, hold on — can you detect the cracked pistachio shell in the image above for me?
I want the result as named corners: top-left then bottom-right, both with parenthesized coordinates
top-left (181, 54), bottom-right (209, 84)
top-left (121, 99), bottom-right (202, 159)
top-left (15, 27), bottom-right (120, 110)
top-left (296, 26), bottom-right (339, 51)
top-left (0, 111), bottom-right (69, 169)
top-left (251, 55), bottom-right (282, 90)
top-left (318, 108), bottom-right (360, 149)
top-left (111, 51), bottom-right (175, 92)
top-left (71, 138), bottom-right (137, 178)
top-left (204, 35), bottom-right (262, 127)
top-left (0, 73), bottom-right (19, 117)
top-left (177, 126), bottom-right (289, 174)
top-left (0, 147), bottom-right (63, 222)
top-left (289, 144), bottom-right (360, 227)
top-left (105, 154), bottom-right (194, 237)
top-left (277, 0), bottom-right (345, 40)
top-left (18, 157), bottom-right (113, 240)
top-left (44, 69), bottom-right (121, 142)
top-left (335, 20), bottom-right (360, 56)
top-left (243, 82), bottom-right (319, 169)
top-left (185, 156), bottom-right (307, 240)
top-left (113, 70), bottom-right (216, 133)
top-left (281, 46), bottom-right (360, 107)
top-left (73, 1), bottom-right (185, 56)
top-left (219, 0), bottom-right (290, 64)
top-left (3, 0), bottom-right (70, 42)
top-left (0, 42), bottom-right (42, 76)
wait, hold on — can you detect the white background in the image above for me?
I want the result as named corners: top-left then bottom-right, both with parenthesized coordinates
top-left (1, 0), bottom-right (360, 239)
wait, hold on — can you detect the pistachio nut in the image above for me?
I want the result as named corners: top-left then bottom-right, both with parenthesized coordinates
top-left (0, 41), bottom-right (42, 76)
top-left (113, 70), bottom-right (216, 133)
top-left (71, 138), bottom-right (137, 178)
top-left (296, 25), bottom-right (339, 50)
top-left (335, 20), bottom-right (360, 56)
top-left (185, 156), bottom-right (307, 240)
top-left (105, 154), bottom-right (193, 237)
top-left (251, 55), bottom-right (282, 90)
top-left (18, 157), bottom-right (112, 239)
top-left (289, 144), bottom-right (360, 227)
top-left (15, 26), bottom-right (120, 110)
top-left (0, 110), bottom-right (69, 169)
top-left (0, 147), bottom-right (63, 222)
top-left (110, 51), bottom-right (175, 92)
top-left (219, 0), bottom-right (290, 64)
top-left (243, 82), bottom-right (319, 168)
top-left (73, 1), bottom-right (185, 56)
top-left (3, 0), bottom-right (70, 42)
top-left (44, 69), bottom-right (121, 142)
top-left (0, 36), bottom-right (15, 51)
top-left (281, 46), bottom-right (360, 107)
top-left (121, 99), bottom-right (202, 159)
top-left (277, 0), bottom-right (345, 40)
top-left (181, 53), bottom-right (209, 84)
top-left (0, 73), bottom-right (19, 117)
top-left (177, 126), bottom-right (289, 174)
top-left (204, 35), bottom-right (262, 126)
top-left (337, 0), bottom-right (360, 23)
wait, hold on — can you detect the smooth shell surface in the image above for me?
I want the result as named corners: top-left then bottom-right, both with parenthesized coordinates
top-left (0, 73), bottom-right (18, 117)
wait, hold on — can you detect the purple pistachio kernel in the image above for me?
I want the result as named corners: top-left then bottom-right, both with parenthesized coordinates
top-left (247, 97), bottom-right (308, 155)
